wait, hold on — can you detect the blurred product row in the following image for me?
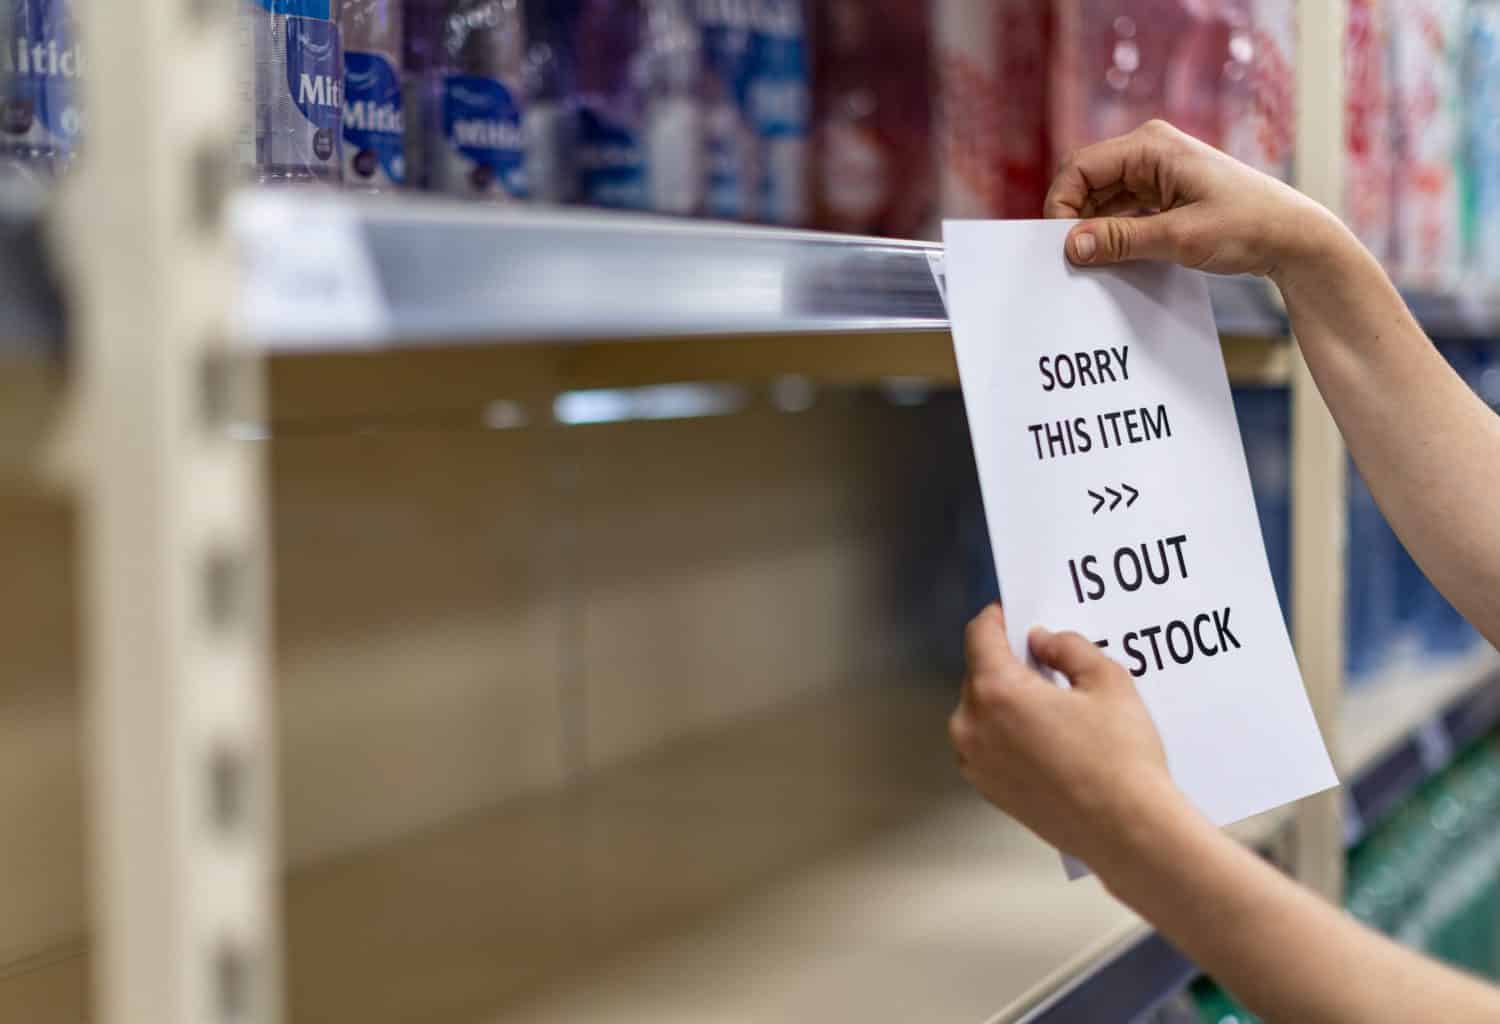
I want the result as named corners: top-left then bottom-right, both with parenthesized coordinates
top-left (1191, 734), bottom-right (1500, 1021)
top-left (0, 0), bottom-right (1496, 286)
top-left (1238, 341), bottom-right (1499, 683)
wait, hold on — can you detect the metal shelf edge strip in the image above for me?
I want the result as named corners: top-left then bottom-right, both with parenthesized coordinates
top-left (1015, 930), bottom-right (1197, 1024)
top-left (220, 193), bottom-right (1291, 350)
top-left (1347, 668), bottom-right (1500, 846)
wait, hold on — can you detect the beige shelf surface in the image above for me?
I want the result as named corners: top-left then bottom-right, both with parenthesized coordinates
top-left (14, 650), bottom-right (1495, 1024)
top-left (281, 682), bottom-right (1136, 1024)
top-left (0, 682), bottom-right (1139, 1024)
top-left (484, 798), bottom-right (1138, 1024)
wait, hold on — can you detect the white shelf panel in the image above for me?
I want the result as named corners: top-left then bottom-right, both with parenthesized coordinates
top-left (228, 192), bottom-right (1288, 353)
top-left (0, 188), bottom-right (1291, 367)
top-left (233, 192), bottom-right (951, 350)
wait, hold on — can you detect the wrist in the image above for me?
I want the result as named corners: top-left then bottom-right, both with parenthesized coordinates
top-left (1088, 776), bottom-right (1211, 896)
top-left (1266, 200), bottom-right (1362, 295)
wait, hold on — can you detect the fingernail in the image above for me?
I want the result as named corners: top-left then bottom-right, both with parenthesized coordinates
top-left (1071, 231), bottom-right (1097, 263)
top-left (1030, 626), bottom-right (1051, 644)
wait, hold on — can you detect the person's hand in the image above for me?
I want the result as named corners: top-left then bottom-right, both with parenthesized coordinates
top-left (948, 603), bottom-right (1192, 872)
top-left (1045, 119), bottom-right (1346, 280)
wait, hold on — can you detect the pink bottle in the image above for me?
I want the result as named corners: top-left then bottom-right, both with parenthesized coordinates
top-left (1053, 0), bottom-right (1293, 179)
top-left (1344, 0), bottom-right (1393, 263)
top-left (935, 0), bottom-right (1051, 219)
top-left (1051, 0), bottom-right (1190, 160)
top-left (1167, 0), bottom-right (1294, 178)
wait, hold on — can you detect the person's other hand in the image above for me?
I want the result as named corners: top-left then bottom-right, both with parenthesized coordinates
top-left (948, 603), bottom-right (1188, 871)
top-left (1045, 119), bottom-right (1343, 279)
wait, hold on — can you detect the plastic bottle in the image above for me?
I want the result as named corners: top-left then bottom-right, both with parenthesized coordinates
top-left (749, 0), bottom-right (809, 225)
top-left (574, 0), bottom-right (648, 209)
top-left (1346, 457), bottom-right (1398, 684)
top-left (1164, 0), bottom-right (1295, 177)
top-left (402, 0), bottom-right (442, 191)
top-left (935, 0), bottom-right (1052, 221)
top-left (574, 0), bottom-right (703, 214)
top-left (0, 0), bottom-right (83, 182)
top-left (1416, 344), bottom-right (1484, 658)
top-left (699, 0), bottom-right (757, 220)
top-left (1389, 0), bottom-right (1466, 290)
top-left (1464, 0), bottom-right (1500, 279)
top-left (342, 0), bottom-right (405, 190)
top-left (1051, 0), bottom-right (1190, 159)
top-left (423, 0), bottom-right (528, 199)
top-left (1220, 0), bottom-right (1295, 181)
top-left (1165, 0), bottom-right (1237, 149)
top-left (642, 0), bottom-right (705, 215)
top-left (521, 22), bottom-right (576, 205)
top-left (1232, 387), bottom-right (1291, 625)
top-left (247, 0), bottom-right (346, 185)
top-left (1346, 0), bottom-right (1394, 264)
top-left (811, 0), bottom-right (934, 238)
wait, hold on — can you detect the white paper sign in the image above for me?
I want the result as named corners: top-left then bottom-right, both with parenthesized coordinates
top-left (943, 219), bottom-right (1337, 837)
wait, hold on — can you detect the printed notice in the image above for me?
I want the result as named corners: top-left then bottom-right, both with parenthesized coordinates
top-left (943, 219), bottom-right (1337, 838)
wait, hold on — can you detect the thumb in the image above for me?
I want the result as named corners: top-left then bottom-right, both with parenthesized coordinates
top-left (1067, 212), bottom-right (1184, 266)
top-left (1028, 628), bottom-right (1118, 691)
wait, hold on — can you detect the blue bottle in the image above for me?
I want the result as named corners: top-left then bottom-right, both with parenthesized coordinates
top-left (342, 0), bottom-right (405, 190)
top-left (573, 0), bottom-right (642, 208)
top-left (402, 0), bottom-right (442, 190)
top-left (1233, 387), bottom-right (1292, 627)
top-left (574, 0), bottom-right (703, 213)
top-left (640, 0), bottom-right (704, 214)
top-left (525, 29), bottom-right (576, 203)
top-left (421, 0), bottom-right (528, 199)
top-left (748, 0), bottom-right (807, 225)
top-left (1346, 458), bottom-right (1399, 683)
top-left (1465, 0), bottom-right (1500, 276)
top-left (0, 0), bottom-right (82, 181)
top-left (1416, 343), bottom-right (1485, 659)
top-left (699, 0), bottom-right (757, 219)
top-left (247, 0), bottom-right (345, 184)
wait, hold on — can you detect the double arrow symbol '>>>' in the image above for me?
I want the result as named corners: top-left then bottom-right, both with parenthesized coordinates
top-left (1089, 484), bottom-right (1140, 514)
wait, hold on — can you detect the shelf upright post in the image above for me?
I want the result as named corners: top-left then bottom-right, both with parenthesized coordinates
top-left (66, 1), bottom-right (279, 1023)
top-left (1289, 0), bottom-right (1349, 902)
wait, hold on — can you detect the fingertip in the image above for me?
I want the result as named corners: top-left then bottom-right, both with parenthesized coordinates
top-left (965, 602), bottom-right (1015, 674)
top-left (1068, 228), bottom-right (1098, 265)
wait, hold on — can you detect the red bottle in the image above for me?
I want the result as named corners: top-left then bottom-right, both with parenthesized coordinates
top-left (811, 0), bottom-right (935, 238)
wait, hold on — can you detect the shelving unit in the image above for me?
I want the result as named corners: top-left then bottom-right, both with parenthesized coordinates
top-left (5, 0), bottom-right (1500, 1021)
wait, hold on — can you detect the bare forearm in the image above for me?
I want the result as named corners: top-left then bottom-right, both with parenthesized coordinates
top-left (1097, 793), bottom-right (1500, 1024)
top-left (1272, 215), bottom-right (1500, 645)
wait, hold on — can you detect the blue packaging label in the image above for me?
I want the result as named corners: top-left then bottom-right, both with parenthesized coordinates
top-left (285, 17), bottom-right (342, 136)
top-left (748, 3), bottom-right (808, 140)
top-left (436, 74), bottom-right (525, 197)
top-left (749, 0), bottom-right (808, 223)
top-left (1, 0), bottom-right (82, 158)
top-left (254, 8), bottom-right (342, 177)
top-left (1466, 8), bottom-right (1500, 275)
top-left (700, 0), bottom-right (756, 218)
top-left (255, 0), bottom-right (331, 18)
top-left (343, 50), bottom-right (404, 186)
top-left (577, 106), bottom-right (645, 209)
top-left (701, 0), bottom-right (756, 107)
